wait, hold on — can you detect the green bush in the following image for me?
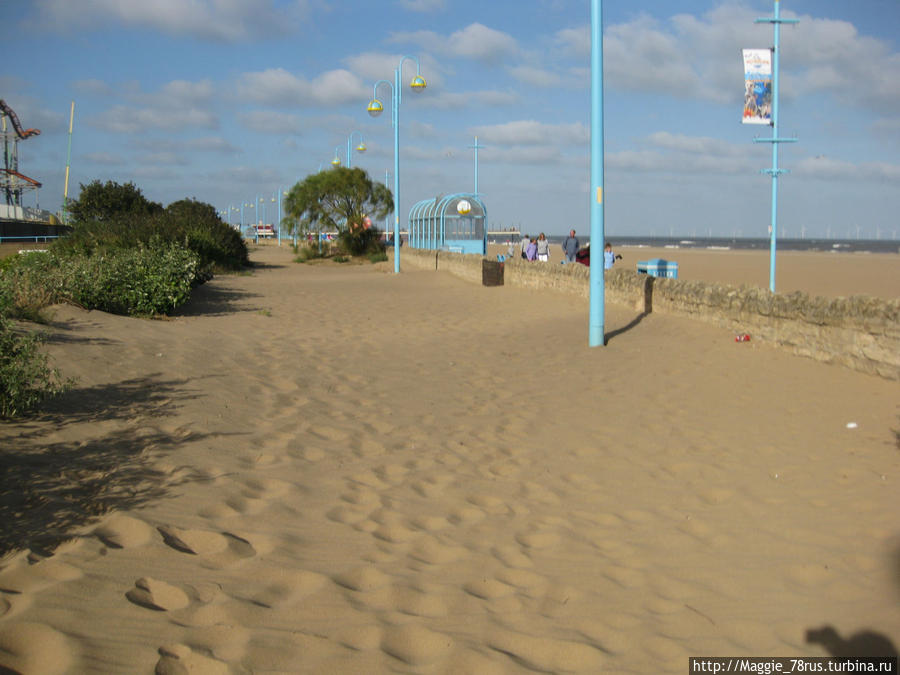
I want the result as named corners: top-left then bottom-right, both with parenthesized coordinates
top-left (1, 245), bottom-right (199, 317)
top-left (55, 199), bottom-right (248, 278)
top-left (0, 315), bottom-right (71, 419)
top-left (336, 226), bottom-right (384, 256)
top-left (367, 251), bottom-right (388, 264)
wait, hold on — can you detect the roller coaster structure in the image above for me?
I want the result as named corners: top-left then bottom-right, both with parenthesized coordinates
top-left (1, 99), bottom-right (42, 208)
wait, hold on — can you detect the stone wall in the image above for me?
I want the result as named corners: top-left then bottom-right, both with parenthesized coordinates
top-left (398, 248), bottom-right (900, 380)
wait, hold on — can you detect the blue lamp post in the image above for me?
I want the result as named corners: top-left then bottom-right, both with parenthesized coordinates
top-left (331, 147), bottom-right (342, 167)
top-left (589, 0), bottom-right (606, 347)
top-left (347, 131), bottom-right (366, 168)
top-left (367, 55), bottom-right (427, 274)
top-left (754, 0), bottom-right (799, 293)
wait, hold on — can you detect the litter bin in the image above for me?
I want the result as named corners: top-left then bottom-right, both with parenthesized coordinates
top-left (482, 259), bottom-right (504, 286)
top-left (636, 258), bottom-right (678, 279)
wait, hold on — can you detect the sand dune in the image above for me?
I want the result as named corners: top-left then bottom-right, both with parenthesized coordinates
top-left (1, 244), bottom-right (898, 673)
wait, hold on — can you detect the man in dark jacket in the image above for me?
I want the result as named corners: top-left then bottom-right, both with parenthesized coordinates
top-left (562, 229), bottom-right (579, 263)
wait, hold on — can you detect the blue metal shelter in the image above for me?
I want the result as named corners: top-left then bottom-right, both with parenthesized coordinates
top-left (408, 192), bottom-right (486, 255)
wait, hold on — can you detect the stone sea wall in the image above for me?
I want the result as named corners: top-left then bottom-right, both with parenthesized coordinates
top-left (398, 248), bottom-right (900, 380)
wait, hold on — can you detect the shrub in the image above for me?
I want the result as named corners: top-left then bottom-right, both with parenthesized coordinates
top-left (336, 225), bottom-right (384, 256)
top-left (0, 245), bottom-right (199, 317)
top-left (368, 251), bottom-right (388, 264)
top-left (295, 243), bottom-right (325, 263)
top-left (0, 315), bottom-right (71, 419)
top-left (55, 198), bottom-right (248, 278)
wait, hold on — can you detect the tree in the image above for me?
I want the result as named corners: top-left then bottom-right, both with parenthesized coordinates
top-left (282, 167), bottom-right (393, 255)
top-left (164, 198), bottom-right (249, 270)
top-left (68, 180), bottom-right (163, 224)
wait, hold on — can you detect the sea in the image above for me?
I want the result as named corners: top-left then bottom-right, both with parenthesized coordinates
top-left (489, 234), bottom-right (900, 255)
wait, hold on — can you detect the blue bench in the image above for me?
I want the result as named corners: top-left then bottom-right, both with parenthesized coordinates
top-left (636, 258), bottom-right (678, 279)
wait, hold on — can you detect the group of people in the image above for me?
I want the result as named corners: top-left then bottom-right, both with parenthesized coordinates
top-left (515, 233), bottom-right (552, 262)
top-left (513, 229), bottom-right (622, 270)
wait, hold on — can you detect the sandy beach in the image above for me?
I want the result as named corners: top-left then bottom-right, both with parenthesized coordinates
top-left (1, 244), bottom-right (898, 673)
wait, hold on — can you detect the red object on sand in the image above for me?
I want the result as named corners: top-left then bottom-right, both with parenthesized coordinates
top-left (735, 334), bottom-right (751, 342)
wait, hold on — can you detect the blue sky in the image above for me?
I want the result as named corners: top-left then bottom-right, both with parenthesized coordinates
top-left (5, 0), bottom-right (899, 239)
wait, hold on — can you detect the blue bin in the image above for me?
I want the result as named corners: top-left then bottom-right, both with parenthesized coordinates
top-left (636, 258), bottom-right (678, 279)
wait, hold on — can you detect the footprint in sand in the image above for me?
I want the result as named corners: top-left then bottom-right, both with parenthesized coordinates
top-left (126, 577), bottom-right (190, 611)
top-left (157, 525), bottom-right (257, 567)
top-left (240, 568), bottom-right (328, 608)
top-left (603, 564), bottom-right (647, 589)
top-left (352, 437), bottom-right (387, 458)
top-left (408, 536), bottom-right (466, 565)
top-left (332, 566), bottom-right (392, 592)
top-left (463, 577), bottom-right (516, 600)
top-left (514, 529), bottom-right (561, 551)
top-left (156, 643), bottom-right (229, 675)
top-left (408, 514), bottom-right (450, 532)
top-left (467, 494), bottom-right (512, 515)
top-left (185, 623), bottom-right (250, 663)
top-left (495, 568), bottom-right (549, 597)
top-left (487, 629), bottom-right (603, 672)
top-left (335, 623), bottom-right (383, 651)
top-left (0, 555), bottom-right (82, 595)
top-left (92, 512), bottom-right (155, 549)
top-left (326, 504), bottom-right (371, 525)
top-left (380, 623), bottom-right (453, 667)
top-left (492, 544), bottom-right (533, 569)
top-left (0, 621), bottom-right (72, 675)
top-left (347, 470), bottom-right (390, 490)
top-left (394, 585), bottom-right (449, 617)
top-left (287, 446), bottom-right (326, 462)
top-left (448, 506), bottom-right (486, 526)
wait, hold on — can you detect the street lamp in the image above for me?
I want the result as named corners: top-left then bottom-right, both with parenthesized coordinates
top-left (367, 55), bottom-right (427, 273)
top-left (347, 131), bottom-right (366, 168)
top-left (331, 147), bottom-right (342, 167)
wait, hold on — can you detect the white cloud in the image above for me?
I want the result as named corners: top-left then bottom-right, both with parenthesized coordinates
top-left (236, 68), bottom-right (366, 107)
top-left (31, 0), bottom-right (304, 42)
top-left (239, 110), bottom-right (303, 134)
top-left (560, 5), bottom-right (900, 114)
top-left (507, 65), bottom-right (562, 88)
top-left (185, 136), bottom-right (240, 153)
top-left (391, 23), bottom-right (518, 64)
top-left (94, 105), bottom-right (218, 133)
top-left (795, 156), bottom-right (900, 183)
top-left (73, 79), bottom-right (112, 95)
top-left (419, 89), bottom-right (519, 110)
top-left (83, 152), bottom-right (124, 165)
top-left (470, 120), bottom-right (588, 147)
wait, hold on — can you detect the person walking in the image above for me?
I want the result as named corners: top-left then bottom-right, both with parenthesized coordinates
top-left (525, 237), bottom-right (537, 261)
top-left (520, 234), bottom-right (530, 260)
top-left (562, 229), bottom-right (579, 264)
top-left (536, 233), bottom-right (550, 262)
top-left (604, 242), bottom-right (623, 270)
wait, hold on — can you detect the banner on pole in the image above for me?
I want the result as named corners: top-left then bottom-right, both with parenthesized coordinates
top-left (742, 48), bottom-right (773, 125)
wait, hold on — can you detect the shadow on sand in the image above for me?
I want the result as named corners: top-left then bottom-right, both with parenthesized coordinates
top-left (173, 283), bottom-right (260, 317)
top-left (0, 375), bottom-right (236, 557)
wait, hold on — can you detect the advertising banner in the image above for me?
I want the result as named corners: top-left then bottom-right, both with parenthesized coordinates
top-left (742, 48), bottom-right (773, 125)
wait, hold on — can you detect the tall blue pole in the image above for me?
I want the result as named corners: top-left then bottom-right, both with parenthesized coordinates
top-left (276, 189), bottom-right (282, 246)
top-left (393, 66), bottom-right (401, 273)
top-left (385, 169), bottom-right (391, 241)
top-left (589, 0), bottom-right (605, 347)
top-left (754, 0), bottom-right (798, 293)
top-left (469, 136), bottom-right (485, 196)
